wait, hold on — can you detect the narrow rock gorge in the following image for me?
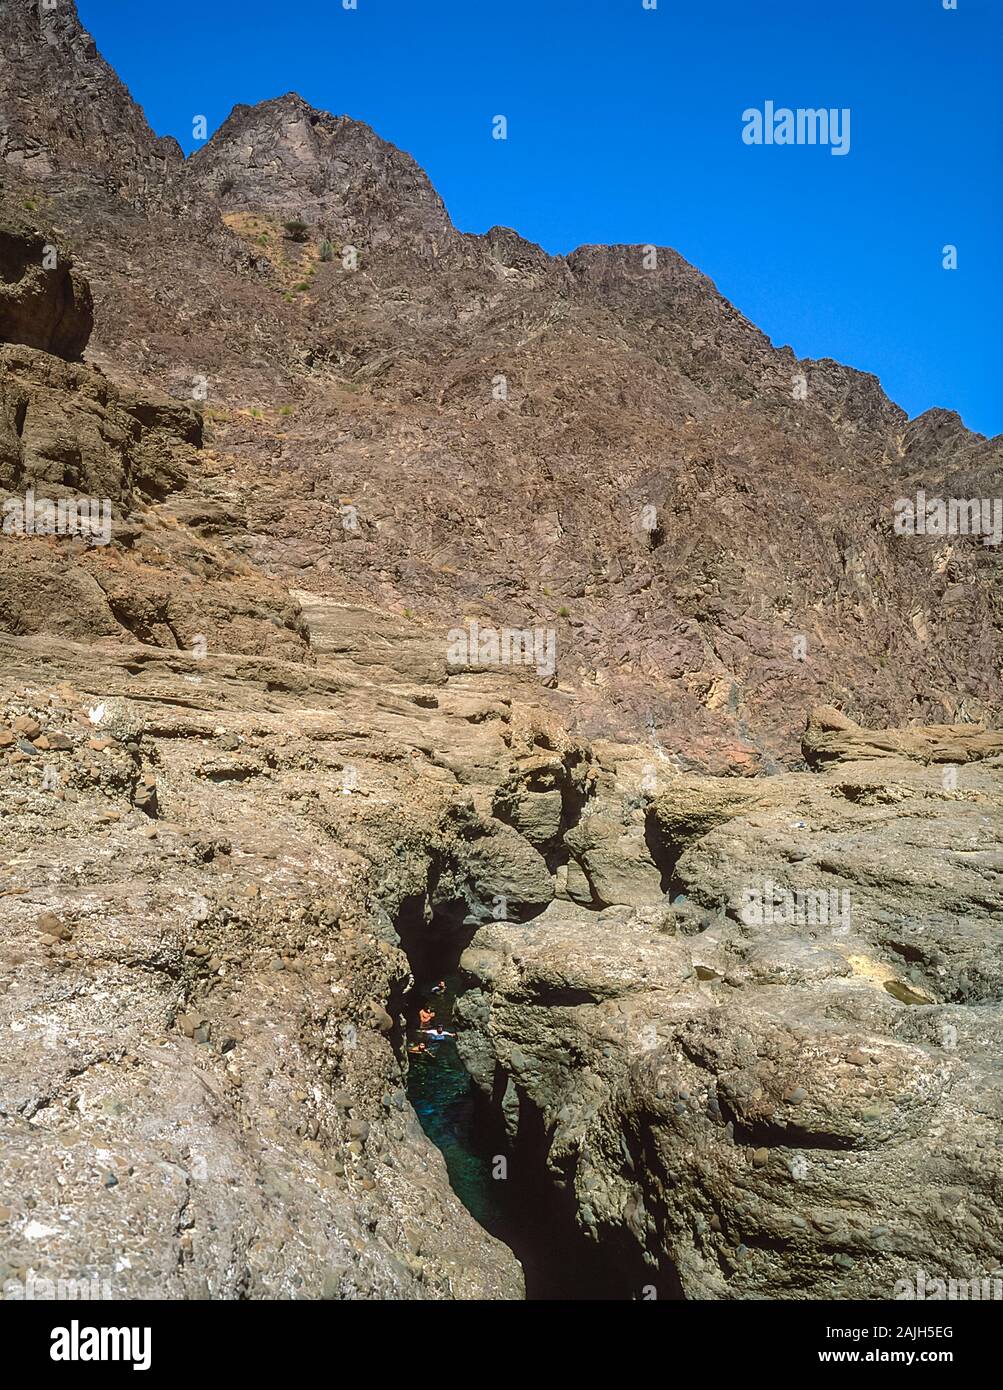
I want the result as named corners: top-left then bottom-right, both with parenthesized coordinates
top-left (1, 0), bottom-right (1001, 1306)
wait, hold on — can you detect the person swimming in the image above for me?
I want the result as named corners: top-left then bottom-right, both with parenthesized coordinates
top-left (424, 1025), bottom-right (455, 1042)
top-left (430, 980), bottom-right (446, 995)
top-left (418, 1006), bottom-right (435, 1027)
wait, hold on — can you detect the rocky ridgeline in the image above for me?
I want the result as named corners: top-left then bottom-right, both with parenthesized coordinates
top-left (0, 0), bottom-right (182, 188)
top-left (1, 0), bottom-right (1000, 768)
top-left (1, 0), bottom-right (1002, 1303)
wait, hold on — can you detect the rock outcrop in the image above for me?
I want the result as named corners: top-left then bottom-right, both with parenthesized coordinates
top-left (0, 219), bottom-right (92, 359)
top-left (0, 603), bottom-right (566, 1300)
top-left (0, 320), bottom-right (311, 659)
top-left (454, 711), bottom-right (1003, 1297)
top-left (2, 0), bottom-right (1002, 1305)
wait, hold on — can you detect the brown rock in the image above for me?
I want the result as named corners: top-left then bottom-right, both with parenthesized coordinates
top-left (35, 911), bottom-right (71, 941)
top-left (0, 222), bottom-right (93, 360)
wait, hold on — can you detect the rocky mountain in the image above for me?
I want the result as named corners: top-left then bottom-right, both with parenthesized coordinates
top-left (3, 0), bottom-right (1001, 771)
top-left (1, 0), bottom-right (1001, 1304)
top-left (0, 0), bottom-right (182, 185)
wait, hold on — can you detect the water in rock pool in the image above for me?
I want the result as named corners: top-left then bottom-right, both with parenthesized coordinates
top-left (404, 973), bottom-right (630, 1299)
top-left (405, 974), bottom-right (508, 1230)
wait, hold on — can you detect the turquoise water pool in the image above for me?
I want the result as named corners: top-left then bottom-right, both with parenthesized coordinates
top-left (405, 975), bottom-right (510, 1230)
top-left (404, 973), bottom-right (631, 1299)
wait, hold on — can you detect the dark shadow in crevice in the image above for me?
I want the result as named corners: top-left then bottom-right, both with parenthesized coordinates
top-left (644, 806), bottom-right (683, 894)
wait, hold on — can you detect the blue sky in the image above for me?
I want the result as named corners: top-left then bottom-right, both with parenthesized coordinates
top-left (78, 0), bottom-right (1002, 437)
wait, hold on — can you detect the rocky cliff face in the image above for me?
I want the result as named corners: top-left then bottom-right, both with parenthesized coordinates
top-left (3, 0), bottom-right (1000, 770)
top-left (0, 0), bottom-right (181, 185)
top-left (456, 710), bottom-right (1003, 1298)
top-left (0, 601), bottom-right (549, 1299)
top-left (0, 215), bottom-right (92, 358)
top-left (1, 0), bottom-right (1001, 1303)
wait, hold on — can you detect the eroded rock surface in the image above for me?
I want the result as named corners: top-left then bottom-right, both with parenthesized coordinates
top-left (2, 0), bottom-right (1001, 1304)
top-left (0, 220), bottom-right (92, 359)
top-left (0, 608), bottom-right (566, 1300)
top-left (456, 710), bottom-right (1003, 1298)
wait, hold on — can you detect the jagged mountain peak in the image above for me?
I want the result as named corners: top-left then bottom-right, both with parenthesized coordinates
top-left (0, 0), bottom-right (179, 184)
top-left (187, 91), bottom-right (464, 266)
